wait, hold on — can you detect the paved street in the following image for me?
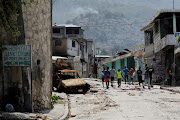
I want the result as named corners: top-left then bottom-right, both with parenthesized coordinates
top-left (68, 78), bottom-right (180, 120)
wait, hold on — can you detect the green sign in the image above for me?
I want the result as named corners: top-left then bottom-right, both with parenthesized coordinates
top-left (3, 45), bottom-right (31, 66)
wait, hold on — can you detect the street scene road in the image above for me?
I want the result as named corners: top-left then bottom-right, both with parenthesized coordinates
top-left (68, 78), bottom-right (180, 120)
top-left (1, 1), bottom-right (180, 120)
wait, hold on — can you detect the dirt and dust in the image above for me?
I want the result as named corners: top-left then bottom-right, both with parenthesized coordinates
top-left (68, 79), bottom-right (180, 120)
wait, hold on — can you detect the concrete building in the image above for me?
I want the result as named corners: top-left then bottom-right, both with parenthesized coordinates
top-left (87, 39), bottom-right (95, 77)
top-left (52, 24), bottom-right (89, 76)
top-left (0, 0), bottom-right (52, 112)
top-left (141, 9), bottom-right (180, 85)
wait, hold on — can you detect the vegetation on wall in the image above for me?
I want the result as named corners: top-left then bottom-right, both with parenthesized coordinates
top-left (0, 0), bottom-right (38, 52)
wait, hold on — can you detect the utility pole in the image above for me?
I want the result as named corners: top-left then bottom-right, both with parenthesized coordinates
top-left (173, 0), bottom-right (174, 9)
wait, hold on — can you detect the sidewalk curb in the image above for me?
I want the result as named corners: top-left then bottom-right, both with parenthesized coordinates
top-left (160, 87), bottom-right (180, 93)
top-left (59, 94), bottom-right (69, 120)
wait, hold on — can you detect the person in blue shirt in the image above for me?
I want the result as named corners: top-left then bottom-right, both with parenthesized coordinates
top-left (104, 67), bottom-right (110, 89)
top-left (123, 66), bottom-right (129, 84)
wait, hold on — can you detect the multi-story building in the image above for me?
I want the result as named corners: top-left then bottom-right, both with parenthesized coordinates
top-left (87, 39), bottom-right (95, 77)
top-left (52, 24), bottom-right (89, 76)
top-left (141, 9), bottom-right (180, 85)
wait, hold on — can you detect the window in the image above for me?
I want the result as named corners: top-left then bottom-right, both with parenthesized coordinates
top-left (72, 40), bottom-right (76, 47)
top-left (66, 29), bottom-right (73, 34)
top-left (55, 40), bottom-right (61, 46)
top-left (74, 29), bottom-right (79, 34)
top-left (53, 28), bottom-right (60, 33)
top-left (155, 22), bottom-right (159, 34)
top-left (150, 31), bottom-right (153, 44)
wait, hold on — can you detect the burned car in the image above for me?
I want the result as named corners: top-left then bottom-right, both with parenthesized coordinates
top-left (56, 69), bottom-right (90, 93)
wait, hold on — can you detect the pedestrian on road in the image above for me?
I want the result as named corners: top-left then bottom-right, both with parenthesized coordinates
top-left (104, 67), bottom-right (110, 89)
top-left (110, 67), bottom-right (116, 87)
top-left (148, 66), bottom-right (154, 86)
top-left (144, 65), bottom-right (151, 89)
top-left (129, 68), bottom-right (135, 85)
top-left (101, 67), bottom-right (105, 88)
top-left (117, 69), bottom-right (122, 88)
top-left (166, 68), bottom-right (172, 85)
top-left (137, 67), bottom-right (145, 88)
top-left (123, 66), bottom-right (129, 84)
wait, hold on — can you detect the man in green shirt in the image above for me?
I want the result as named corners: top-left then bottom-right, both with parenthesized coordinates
top-left (117, 69), bottom-right (122, 88)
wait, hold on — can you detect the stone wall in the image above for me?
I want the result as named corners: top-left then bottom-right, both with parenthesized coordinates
top-left (22, 0), bottom-right (52, 111)
top-left (0, 0), bottom-right (26, 111)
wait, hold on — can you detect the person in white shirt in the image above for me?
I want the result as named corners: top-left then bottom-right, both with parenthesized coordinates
top-left (109, 67), bottom-right (116, 87)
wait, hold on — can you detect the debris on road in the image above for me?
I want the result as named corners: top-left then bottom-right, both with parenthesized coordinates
top-left (128, 93), bottom-right (136, 96)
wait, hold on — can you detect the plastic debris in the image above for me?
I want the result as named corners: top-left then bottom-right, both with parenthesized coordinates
top-left (5, 104), bottom-right (14, 112)
top-left (128, 93), bottom-right (135, 96)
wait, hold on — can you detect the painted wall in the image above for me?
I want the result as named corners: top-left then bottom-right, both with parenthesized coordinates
top-left (127, 57), bottom-right (135, 69)
top-left (108, 62), bottom-right (112, 69)
top-left (124, 58), bottom-right (128, 68)
top-left (115, 60), bottom-right (121, 72)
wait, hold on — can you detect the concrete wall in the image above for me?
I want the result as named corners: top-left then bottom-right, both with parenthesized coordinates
top-left (83, 42), bottom-right (88, 62)
top-left (0, 0), bottom-right (28, 111)
top-left (67, 38), bottom-right (79, 57)
top-left (145, 44), bottom-right (154, 58)
top-left (23, 0), bottom-right (52, 111)
top-left (52, 38), bottom-right (67, 56)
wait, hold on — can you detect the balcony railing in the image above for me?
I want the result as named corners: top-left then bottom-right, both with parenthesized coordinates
top-left (154, 34), bottom-right (177, 53)
top-left (145, 44), bottom-right (154, 57)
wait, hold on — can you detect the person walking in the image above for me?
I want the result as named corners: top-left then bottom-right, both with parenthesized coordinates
top-left (104, 67), bottom-right (110, 89)
top-left (117, 69), bottom-right (122, 88)
top-left (129, 68), bottom-right (135, 85)
top-left (137, 67), bottom-right (145, 88)
top-left (148, 66), bottom-right (154, 86)
top-left (166, 68), bottom-right (172, 86)
top-left (123, 66), bottom-right (129, 84)
top-left (110, 67), bottom-right (116, 87)
top-left (144, 66), bottom-right (151, 89)
top-left (101, 67), bottom-right (105, 88)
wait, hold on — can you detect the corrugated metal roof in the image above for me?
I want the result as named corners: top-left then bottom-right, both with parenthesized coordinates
top-left (95, 55), bottom-right (112, 58)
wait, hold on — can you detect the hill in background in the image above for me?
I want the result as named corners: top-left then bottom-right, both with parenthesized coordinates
top-left (53, 0), bottom-right (180, 55)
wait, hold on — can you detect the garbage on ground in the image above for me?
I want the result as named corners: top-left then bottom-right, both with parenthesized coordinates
top-left (153, 85), bottom-right (161, 89)
top-left (34, 113), bottom-right (50, 120)
top-left (139, 92), bottom-right (143, 96)
top-left (71, 115), bottom-right (76, 117)
top-left (150, 92), bottom-right (159, 94)
top-left (5, 104), bottom-right (14, 112)
top-left (117, 90), bottom-right (127, 92)
top-left (90, 89), bottom-right (98, 93)
top-left (128, 93), bottom-right (135, 96)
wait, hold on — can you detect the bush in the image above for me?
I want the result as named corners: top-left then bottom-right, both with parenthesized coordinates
top-left (51, 94), bottom-right (59, 104)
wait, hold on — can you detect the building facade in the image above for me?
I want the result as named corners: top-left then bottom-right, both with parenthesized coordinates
top-left (141, 9), bottom-right (180, 85)
top-left (87, 39), bottom-right (95, 77)
top-left (0, 0), bottom-right (52, 112)
top-left (52, 24), bottom-right (89, 77)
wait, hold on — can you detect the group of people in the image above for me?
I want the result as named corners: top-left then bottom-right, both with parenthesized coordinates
top-left (101, 65), bottom-right (154, 89)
